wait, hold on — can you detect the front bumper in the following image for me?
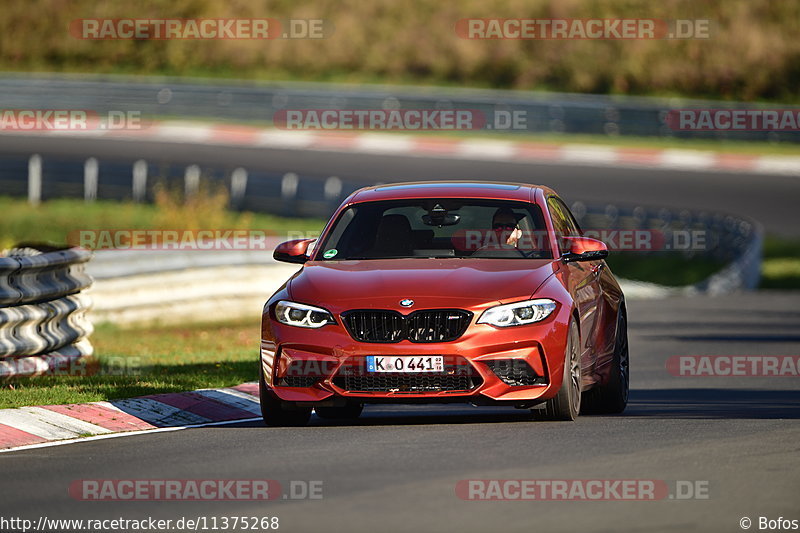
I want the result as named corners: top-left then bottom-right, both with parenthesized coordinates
top-left (261, 304), bottom-right (572, 405)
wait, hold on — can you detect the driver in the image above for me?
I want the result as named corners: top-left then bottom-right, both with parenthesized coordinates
top-left (491, 208), bottom-right (523, 248)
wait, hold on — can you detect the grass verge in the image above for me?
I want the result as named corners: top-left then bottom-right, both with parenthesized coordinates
top-left (0, 195), bottom-right (325, 251)
top-left (761, 237), bottom-right (800, 289)
top-left (0, 320), bottom-right (261, 409)
top-left (606, 253), bottom-right (727, 287)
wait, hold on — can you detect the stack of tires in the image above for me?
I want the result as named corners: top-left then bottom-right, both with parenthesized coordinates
top-left (0, 245), bottom-right (94, 379)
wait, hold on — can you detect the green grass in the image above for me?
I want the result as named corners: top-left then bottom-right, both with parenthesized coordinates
top-left (0, 320), bottom-right (261, 409)
top-left (607, 236), bottom-right (800, 288)
top-left (606, 253), bottom-right (727, 287)
top-left (761, 259), bottom-right (800, 289)
top-left (760, 236), bottom-right (800, 289)
top-left (0, 196), bottom-right (326, 250)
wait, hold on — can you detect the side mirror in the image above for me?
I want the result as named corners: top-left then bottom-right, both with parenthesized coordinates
top-left (561, 236), bottom-right (608, 263)
top-left (273, 238), bottom-right (316, 264)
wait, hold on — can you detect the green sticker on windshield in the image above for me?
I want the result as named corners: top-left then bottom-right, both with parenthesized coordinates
top-left (323, 249), bottom-right (338, 259)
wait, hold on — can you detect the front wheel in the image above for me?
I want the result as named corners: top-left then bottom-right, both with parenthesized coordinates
top-left (533, 320), bottom-right (581, 421)
top-left (259, 370), bottom-right (312, 427)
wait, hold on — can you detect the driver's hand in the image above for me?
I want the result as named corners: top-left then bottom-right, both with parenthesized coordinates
top-left (507, 228), bottom-right (522, 246)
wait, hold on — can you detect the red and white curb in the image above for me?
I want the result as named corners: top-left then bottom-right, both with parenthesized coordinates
top-left (6, 121), bottom-right (800, 176)
top-left (0, 383), bottom-right (260, 452)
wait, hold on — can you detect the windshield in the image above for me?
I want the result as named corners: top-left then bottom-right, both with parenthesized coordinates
top-left (315, 199), bottom-right (553, 260)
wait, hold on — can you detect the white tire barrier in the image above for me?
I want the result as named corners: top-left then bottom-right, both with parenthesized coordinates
top-left (0, 246), bottom-right (93, 378)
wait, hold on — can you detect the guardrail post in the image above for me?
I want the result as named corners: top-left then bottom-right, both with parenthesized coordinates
top-left (230, 167), bottom-right (248, 209)
top-left (132, 159), bottom-right (147, 202)
top-left (28, 154), bottom-right (42, 207)
top-left (185, 164), bottom-right (200, 198)
top-left (84, 157), bottom-right (98, 203)
top-left (324, 176), bottom-right (342, 202)
top-left (281, 172), bottom-right (299, 216)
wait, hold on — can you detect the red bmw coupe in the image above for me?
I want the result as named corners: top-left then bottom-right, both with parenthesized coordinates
top-left (260, 181), bottom-right (629, 425)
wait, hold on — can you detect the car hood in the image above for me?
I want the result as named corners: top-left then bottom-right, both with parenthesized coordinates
top-left (287, 258), bottom-right (557, 310)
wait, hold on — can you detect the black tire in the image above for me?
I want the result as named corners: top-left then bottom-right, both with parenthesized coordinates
top-left (582, 308), bottom-right (629, 414)
top-left (259, 370), bottom-right (312, 427)
top-left (315, 403), bottom-right (364, 420)
top-left (533, 320), bottom-right (581, 421)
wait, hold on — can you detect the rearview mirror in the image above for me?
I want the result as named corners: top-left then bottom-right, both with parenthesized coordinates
top-left (561, 236), bottom-right (608, 262)
top-left (273, 238), bottom-right (316, 264)
top-left (422, 203), bottom-right (461, 227)
top-left (422, 213), bottom-right (461, 226)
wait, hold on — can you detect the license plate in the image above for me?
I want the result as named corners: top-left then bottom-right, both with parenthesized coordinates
top-left (366, 355), bottom-right (444, 373)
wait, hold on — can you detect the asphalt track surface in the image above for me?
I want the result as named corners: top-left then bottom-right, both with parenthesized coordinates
top-left (0, 134), bottom-right (798, 236)
top-left (0, 136), bottom-right (798, 532)
top-left (1, 292), bottom-right (799, 532)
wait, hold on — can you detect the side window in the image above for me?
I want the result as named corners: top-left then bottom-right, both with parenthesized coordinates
top-left (555, 198), bottom-right (582, 236)
top-left (547, 196), bottom-right (580, 254)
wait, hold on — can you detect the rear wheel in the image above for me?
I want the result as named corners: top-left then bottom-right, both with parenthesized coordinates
top-left (582, 308), bottom-right (629, 414)
top-left (259, 370), bottom-right (312, 427)
top-left (315, 403), bottom-right (364, 420)
top-left (533, 320), bottom-right (581, 421)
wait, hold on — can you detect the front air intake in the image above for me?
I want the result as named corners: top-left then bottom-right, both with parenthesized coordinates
top-left (484, 359), bottom-right (547, 387)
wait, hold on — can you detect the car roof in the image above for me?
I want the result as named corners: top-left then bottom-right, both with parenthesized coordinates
top-left (347, 181), bottom-right (556, 204)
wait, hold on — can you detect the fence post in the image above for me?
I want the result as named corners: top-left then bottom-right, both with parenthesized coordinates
top-left (28, 154), bottom-right (42, 206)
top-left (324, 176), bottom-right (342, 202)
top-left (281, 173), bottom-right (299, 216)
top-left (185, 165), bottom-right (200, 198)
top-left (84, 157), bottom-right (98, 203)
top-left (132, 159), bottom-right (147, 202)
top-left (230, 167), bottom-right (248, 209)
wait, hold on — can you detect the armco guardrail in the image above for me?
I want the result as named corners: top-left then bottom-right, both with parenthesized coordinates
top-left (0, 245), bottom-right (94, 378)
top-left (85, 241), bottom-right (297, 326)
top-left (573, 202), bottom-right (763, 293)
top-left (89, 263), bottom-right (300, 327)
top-left (0, 73), bottom-right (798, 143)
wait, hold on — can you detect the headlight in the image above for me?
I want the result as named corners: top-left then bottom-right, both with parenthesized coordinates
top-left (477, 299), bottom-right (557, 327)
top-left (274, 300), bottom-right (336, 328)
